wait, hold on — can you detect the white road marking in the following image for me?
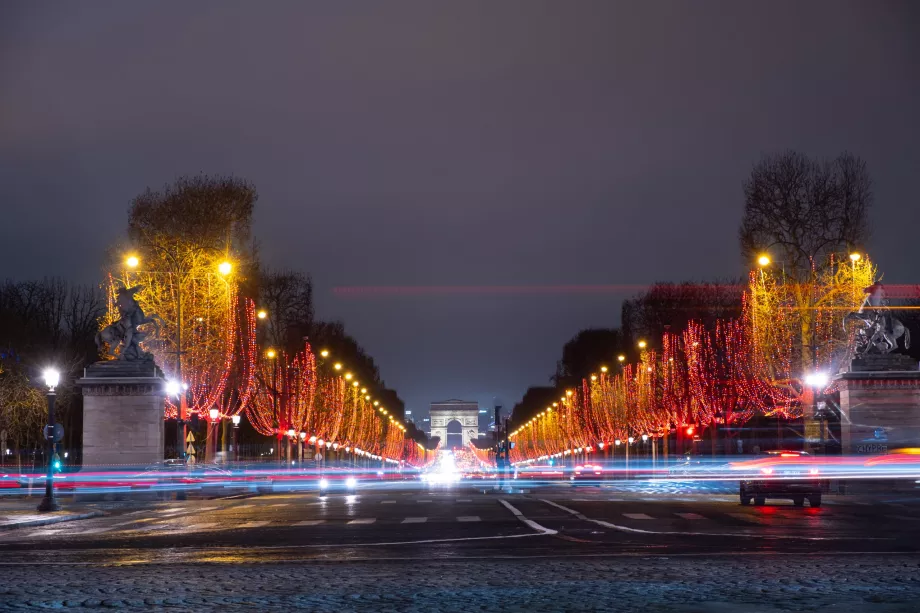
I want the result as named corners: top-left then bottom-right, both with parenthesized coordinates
top-left (27, 529), bottom-right (64, 537)
top-left (294, 520), bottom-right (325, 526)
top-left (80, 526), bottom-right (115, 535)
top-left (381, 500), bottom-right (396, 504)
top-left (539, 499), bottom-right (883, 541)
top-left (348, 518), bottom-right (376, 525)
top-left (676, 513), bottom-right (706, 520)
top-left (156, 508), bottom-right (183, 514)
top-left (457, 516), bottom-right (480, 522)
top-left (416, 499), bottom-right (432, 503)
top-left (185, 523), bottom-right (218, 531)
top-left (499, 499), bottom-right (557, 535)
top-left (623, 513), bottom-right (653, 520)
top-left (456, 499), bottom-right (472, 503)
top-left (239, 521), bottom-right (270, 528)
top-left (196, 506), bottom-right (218, 512)
top-left (402, 517), bottom-right (427, 524)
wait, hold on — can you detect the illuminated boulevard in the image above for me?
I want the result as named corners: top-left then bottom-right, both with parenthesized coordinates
top-left (2, 480), bottom-right (920, 611)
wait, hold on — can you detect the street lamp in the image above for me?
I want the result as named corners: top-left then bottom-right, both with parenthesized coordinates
top-left (257, 310), bottom-right (267, 320)
top-left (637, 340), bottom-right (647, 349)
top-left (231, 414), bottom-right (241, 462)
top-left (218, 261), bottom-right (233, 276)
top-left (125, 255), bottom-right (140, 268)
top-left (207, 409), bottom-right (220, 463)
top-left (757, 255), bottom-right (771, 267)
top-left (849, 253), bottom-right (861, 263)
top-left (806, 372), bottom-right (830, 454)
top-left (37, 368), bottom-right (61, 512)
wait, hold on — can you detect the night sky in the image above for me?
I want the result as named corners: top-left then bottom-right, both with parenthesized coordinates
top-left (2, 2), bottom-right (918, 420)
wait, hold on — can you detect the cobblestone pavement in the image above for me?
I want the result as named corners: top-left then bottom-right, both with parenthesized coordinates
top-left (0, 555), bottom-right (918, 612)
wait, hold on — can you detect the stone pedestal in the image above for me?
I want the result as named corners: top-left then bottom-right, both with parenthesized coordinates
top-left (77, 361), bottom-right (166, 468)
top-left (836, 354), bottom-right (920, 454)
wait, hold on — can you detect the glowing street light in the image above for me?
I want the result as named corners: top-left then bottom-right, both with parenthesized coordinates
top-left (333, 363), bottom-right (342, 370)
top-left (638, 340), bottom-right (647, 349)
top-left (849, 252), bottom-right (861, 262)
top-left (257, 310), bottom-right (267, 320)
top-left (165, 380), bottom-right (181, 397)
top-left (266, 348), bottom-right (277, 359)
top-left (209, 408), bottom-right (220, 421)
top-left (37, 367), bottom-right (62, 512)
top-left (617, 355), bottom-right (625, 362)
top-left (805, 372), bottom-right (829, 388)
top-left (125, 255), bottom-right (140, 268)
top-left (320, 349), bottom-right (329, 357)
top-left (757, 255), bottom-right (771, 267)
top-left (218, 261), bottom-right (233, 276)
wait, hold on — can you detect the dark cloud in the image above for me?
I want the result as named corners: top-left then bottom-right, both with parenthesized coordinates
top-left (1, 1), bottom-right (918, 416)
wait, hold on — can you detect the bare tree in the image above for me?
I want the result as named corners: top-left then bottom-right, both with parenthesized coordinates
top-left (739, 151), bottom-right (872, 277)
top-left (259, 270), bottom-right (314, 353)
top-left (621, 280), bottom-right (744, 348)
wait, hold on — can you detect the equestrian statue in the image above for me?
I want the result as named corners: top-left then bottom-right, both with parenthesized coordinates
top-left (95, 285), bottom-right (164, 361)
top-left (844, 282), bottom-right (910, 356)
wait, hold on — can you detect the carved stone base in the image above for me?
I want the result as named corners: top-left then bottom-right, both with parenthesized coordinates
top-left (77, 361), bottom-right (166, 468)
top-left (836, 364), bottom-right (920, 454)
top-left (848, 354), bottom-right (919, 373)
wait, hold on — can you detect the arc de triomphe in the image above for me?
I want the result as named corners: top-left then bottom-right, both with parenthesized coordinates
top-left (429, 400), bottom-right (479, 447)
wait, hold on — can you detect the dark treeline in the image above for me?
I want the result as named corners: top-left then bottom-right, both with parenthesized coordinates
top-left (0, 279), bottom-right (105, 464)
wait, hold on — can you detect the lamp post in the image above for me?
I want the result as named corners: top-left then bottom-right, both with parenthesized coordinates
top-left (37, 368), bottom-right (61, 512)
top-left (298, 431), bottom-right (306, 468)
top-left (231, 414), bottom-right (241, 463)
top-left (208, 408), bottom-right (220, 463)
top-left (287, 429), bottom-right (296, 467)
top-left (805, 372), bottom-right (830, 455)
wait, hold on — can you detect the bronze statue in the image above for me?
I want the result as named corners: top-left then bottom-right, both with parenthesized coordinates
top-left (844, 282), bottom-right (911, 356)
top-left (95, 285), bottom-right (163, 361)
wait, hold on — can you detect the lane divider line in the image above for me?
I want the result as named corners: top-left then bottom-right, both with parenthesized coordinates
top-left (499, 499), bottom-right (558, 535)
top-left (538, 499), bottom-right (888, 541)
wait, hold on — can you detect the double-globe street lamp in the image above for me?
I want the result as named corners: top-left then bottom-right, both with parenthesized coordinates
top-left (37, 368), bottom-right (61, 512)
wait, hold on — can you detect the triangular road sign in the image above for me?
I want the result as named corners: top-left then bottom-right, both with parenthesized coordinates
top-left (186, 432), bottom-right (196, 443)
top-left (186, 443), bottom-right (196, 455)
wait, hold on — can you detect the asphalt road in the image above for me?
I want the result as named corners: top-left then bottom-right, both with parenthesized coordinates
top-left (2, 481), bottom-right (920, 611)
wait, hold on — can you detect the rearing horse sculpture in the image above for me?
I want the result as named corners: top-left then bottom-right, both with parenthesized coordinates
top-left (843, 282), bottom-right (910, 356)
top-left (95, 285), bottom-right (164, 361)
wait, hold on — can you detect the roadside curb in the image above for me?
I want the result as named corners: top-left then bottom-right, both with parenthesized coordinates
top-left (0, 511), bottom-right (104, 532)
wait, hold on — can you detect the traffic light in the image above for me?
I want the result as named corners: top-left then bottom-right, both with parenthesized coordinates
top-left (52, 452), bottom-right (62, 472)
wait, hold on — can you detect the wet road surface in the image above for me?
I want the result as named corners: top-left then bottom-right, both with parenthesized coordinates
top-left (2, 482), bottom-right (919, 610)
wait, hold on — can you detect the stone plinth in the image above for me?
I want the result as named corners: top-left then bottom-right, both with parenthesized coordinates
top-left (77, 361), bottom-right (166, 468)
top-left (836, 355), bottom-right (920, 454)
